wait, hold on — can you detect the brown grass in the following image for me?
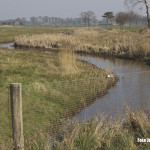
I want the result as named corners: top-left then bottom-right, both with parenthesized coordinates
top-left (55, 108), bottom-right (150, 150)
top-left (58, 50), bottom-right (80, 75)
top-left (15, 27), bottom-right (150, 59)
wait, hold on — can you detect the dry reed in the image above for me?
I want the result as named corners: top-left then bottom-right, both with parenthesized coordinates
top-left (55, 108), bottom-right (150, 150)
top-left (15, 28), bottom-right (150, 59)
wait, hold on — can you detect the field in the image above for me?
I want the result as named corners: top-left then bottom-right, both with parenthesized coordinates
top-left (0, 26), bottom-right (117, 149)
top-left (0, 25), bottom-right (74, 43)
top-left (104, 25), bottom-right (146, 31)
top-left (0, 25), bottom-right (150, 149)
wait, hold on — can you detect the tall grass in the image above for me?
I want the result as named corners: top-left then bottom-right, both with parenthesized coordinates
top-left (55, 108), bottom-right (150, 150)
top-left (59, 50), bottom-right (79, 75)
top-left (15, 27), bottom-right (150, 60)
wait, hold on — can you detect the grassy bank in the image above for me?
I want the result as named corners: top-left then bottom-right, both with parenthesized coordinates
top-left (1, 25), bottom-right (150, 64)
top-left (1, 25), bottom-right (149, 149)
top-left (14, 27), bottom-right (150, 64)
top-left (55, 108), bottom-right (150, 150)
top-left (0, 47), bottom-right (116, 149)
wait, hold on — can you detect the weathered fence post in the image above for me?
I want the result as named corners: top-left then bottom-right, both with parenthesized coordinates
top-left (10, 83), bottom-right (24, 150)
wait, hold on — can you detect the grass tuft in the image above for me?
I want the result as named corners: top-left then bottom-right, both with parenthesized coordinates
top-left (55, 109), bottom-right (150, 150)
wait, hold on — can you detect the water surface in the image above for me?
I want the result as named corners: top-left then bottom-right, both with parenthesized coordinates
top-left (1, 43), bottom-right (150, 121)
top-left (75, 55), bottom-right (150, 121)
top-left (0, 43), bottom-right (14, 49)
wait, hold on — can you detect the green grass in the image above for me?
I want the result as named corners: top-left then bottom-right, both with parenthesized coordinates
top-left (0, 46), bottom-right (116, 149)
top-left (0, 25), bottom-right (75, 44)
top-left (2, 25), bottom-right (149, 149)
top-left (100, 25), bottom-right (146, 31)
top-left (121, 25), bottom-right (146, 31)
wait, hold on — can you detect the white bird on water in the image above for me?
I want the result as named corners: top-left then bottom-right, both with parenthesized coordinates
top-left (106, 74), bottom-right (114, 78)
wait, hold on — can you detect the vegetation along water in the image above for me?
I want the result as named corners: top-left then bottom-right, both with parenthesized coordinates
top-left (0, 25), bottom-right (150, 149)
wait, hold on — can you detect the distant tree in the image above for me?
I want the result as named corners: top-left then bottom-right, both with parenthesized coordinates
top-left (37, 16), bottom-right (43, 25)
top-left (15, 18), bottom-right (21, 23)
top-left (124, 0), bottom-right (150, 28)
top-left (86, 11), bottom-right (97, 26)
top-left (127, 11), bottom-right (140, 27)
top-left (102, 12), bottom-right (114, 27)
top-left (80, 12), bottom-right (88, 26)
top-left (80, 10), bottom-right (96, 26)
top-left (43, 16), bottom-right (50, 25)
top-left (30, 17), bottom-right (38, 25)
top-left (115, 12), bottom-right (129, 29)
top-left (65, 18), bottom-right (72, 25)
top-left (13, 18), bottom-right (21, 25)
top-left (20, 17), bottom-right (27, 25)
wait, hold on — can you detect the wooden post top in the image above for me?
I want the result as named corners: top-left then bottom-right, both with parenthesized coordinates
top-left (10, 83), bottom-right (21, 87)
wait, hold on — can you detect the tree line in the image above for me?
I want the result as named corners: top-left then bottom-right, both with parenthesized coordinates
top-left (0, 12), bottom-right (147, 27)
top-left (0, 13), bottom-right (98, 26)
top-left (0, 0), bottom-right (150, 28)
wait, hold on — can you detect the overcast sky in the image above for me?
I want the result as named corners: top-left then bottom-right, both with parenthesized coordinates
top-left (0, 0), bottom-right (146, 20)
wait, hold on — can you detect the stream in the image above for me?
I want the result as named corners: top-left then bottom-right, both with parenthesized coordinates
top-left (1, 43), bottom-right (150, 121)
top-left (0, 42), bottom-right (14, 49)
top-left (75, 55), bottom-right (150, 121)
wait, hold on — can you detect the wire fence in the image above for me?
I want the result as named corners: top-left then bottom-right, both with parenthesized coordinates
top-left (0, 87), bottom-right (13, 149)
top-left (0, 71), bottom-right (150, 149)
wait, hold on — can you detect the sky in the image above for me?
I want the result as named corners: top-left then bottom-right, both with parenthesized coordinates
top-left (0, 0), bottom-right (146, 20)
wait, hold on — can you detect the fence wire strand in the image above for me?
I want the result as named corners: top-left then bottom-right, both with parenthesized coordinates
top-left (0, 72), bottom-right (150, 149)
top-left (0, 87), bottom-right (13, 150)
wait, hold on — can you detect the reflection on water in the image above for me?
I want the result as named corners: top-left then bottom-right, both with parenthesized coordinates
top-left (0, 43), bottom-right (14, 49)
top-left (75, 55), bottom-right (150, 121)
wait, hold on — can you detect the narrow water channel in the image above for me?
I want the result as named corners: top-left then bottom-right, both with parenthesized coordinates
top-left (0, 43), bottom-right (14, 49)
top-left (75, 55), bottom-right (150, 121)
top-left (1, 43), bottom-right (150, 121)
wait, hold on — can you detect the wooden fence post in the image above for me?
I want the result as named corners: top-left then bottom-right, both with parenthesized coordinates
top-left (10, 83), bottom-right (24, 150)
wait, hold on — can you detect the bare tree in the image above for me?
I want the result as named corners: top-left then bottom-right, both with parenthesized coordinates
top-left (80, 10), bottom-right (96, 26)
top-left (30, 17), bottom-right (38, 25)
top-left (20, 17), bottom-right (27, 25)
top-left (115, 12), bottom-right (129, 29)
top-left (37, 16), bottom-right (43, 25)
top-left (86, 11), bottom-right (96, 26)
top-left (43, 16), bottom-right (50, 25)
top-left (80, 12), bottom-right (88, 26)
top-left (127, 11), bottom-right (141, 28)
top-left (124, 0), bottom-right (150, 28)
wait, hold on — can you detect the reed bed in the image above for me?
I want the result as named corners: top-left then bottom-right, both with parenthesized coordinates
top-left (15, 33), bottom-right (79, 49)
top-left (15, 27), bottom-right (150, 59)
